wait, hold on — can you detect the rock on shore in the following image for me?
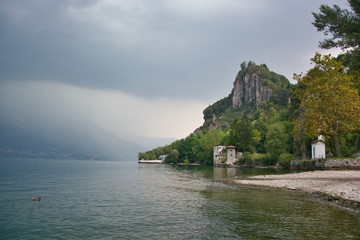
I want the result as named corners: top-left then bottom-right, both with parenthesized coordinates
top-left (234, 170), bottom-right (360, 203)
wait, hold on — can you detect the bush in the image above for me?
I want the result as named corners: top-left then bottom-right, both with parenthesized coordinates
top-left (236, 152), bottom-right (252, 165)
top-left (243, 152), bottom-right (252, 164)
top-left (251, 153), bottom-right (265, 164)
top-left (264, 154), bottom-right (278, 165)
top-left (257, 154), bottom-right (272, 165)
top-left (277, 153), bottom-right (293, 169)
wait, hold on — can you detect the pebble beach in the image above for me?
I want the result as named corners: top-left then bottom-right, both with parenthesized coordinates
top-left (234, 170), bottom-right (360, 203)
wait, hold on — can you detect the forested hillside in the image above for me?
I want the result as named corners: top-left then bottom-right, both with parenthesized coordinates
top-left (139, 62), bottom-right (295, 165)
top-left (139, 0), bottom-right (360, 166)
top-left (139, 56), bottom-right (360, 166)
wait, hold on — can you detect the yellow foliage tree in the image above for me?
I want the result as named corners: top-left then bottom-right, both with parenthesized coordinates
top-left (294, 53), bottom-right (360, 157)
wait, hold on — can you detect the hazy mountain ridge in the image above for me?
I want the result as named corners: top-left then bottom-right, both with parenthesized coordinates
top-left (0, 121), bottom-right (147, 160)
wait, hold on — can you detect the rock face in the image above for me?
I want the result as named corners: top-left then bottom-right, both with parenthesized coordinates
top-left (232, 72), bottom-right (273, 108)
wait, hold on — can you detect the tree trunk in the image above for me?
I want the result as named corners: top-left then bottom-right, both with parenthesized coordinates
top-left (301, 142), bottom-right (307, 160)
top-left (333, 134), bottom-right (342, 157)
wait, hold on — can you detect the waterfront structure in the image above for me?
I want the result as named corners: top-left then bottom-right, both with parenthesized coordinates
top-left (213, 146), bottom-right (226, 164)
top-left (227, 146), bottom-right (237, 164)
top-left (311, 135), bottom-right (326, 159)
top-left (159, 155), bottom-right (168, 161)
top-left (138, 159), bottom-right (164, 164)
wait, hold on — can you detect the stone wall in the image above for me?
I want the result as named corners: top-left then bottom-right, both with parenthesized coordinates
top-left (319, 158), bottom-right (360, 169)
top-left (291, 158), bottom-right (360, 170)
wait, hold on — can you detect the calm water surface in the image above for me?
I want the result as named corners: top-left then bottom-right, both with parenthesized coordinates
top-left (0, 158), bottom-right (359, 239)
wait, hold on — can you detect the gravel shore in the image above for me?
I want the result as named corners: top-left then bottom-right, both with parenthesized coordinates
top-left (234, 170), bottom-right (360, 203)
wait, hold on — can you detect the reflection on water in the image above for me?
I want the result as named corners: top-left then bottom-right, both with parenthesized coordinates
top-left (199, 185), bottom-right (360, 239)
top-left (162, 164), bottom-right (360, 239)
top-left (169, 165), bottom-right (295, 180)
top-left (212, 167), bottom-right (295, 179)
top-left (214, 167), bottom-right (237, 178)
top-left (1, 159), bottom-right (359, 239)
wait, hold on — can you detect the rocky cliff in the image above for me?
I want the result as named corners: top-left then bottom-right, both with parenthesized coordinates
top-left (201, 62), bottom-right (290, 131)
top-left (232, 72), bottom-right (273, 108)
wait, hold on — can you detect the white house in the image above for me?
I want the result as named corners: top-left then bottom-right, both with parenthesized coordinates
top-left (159, 155), bottom-right (168, 161)
top-left (226, 146), bottom-right (237, 164)
top-left (311, 135), bottom-right (326, 159)
top-left (213, 146), bottom-right (226, 164)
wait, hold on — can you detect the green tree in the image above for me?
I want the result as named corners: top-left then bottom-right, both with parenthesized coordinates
top-left (200, 129), bottom-right (225, 150)
top-left (177, 136), bottom-right (198, 162)
top-left (294, 53), bottom-right (360, 156)
top-left (229, 116), bottom-right (255, 152)
top-left (198, 129), bottom-right (226, 165)
top-left (269, 88), bottom-right (290, 108)
top-left (312, 0), bottom-right (360, 76)
top-left (313, 0), bottom-right (360, 50)
top-left (165, 149), bottom-right (179, 164)
top-left (265, 123), bottom-right (287, 164)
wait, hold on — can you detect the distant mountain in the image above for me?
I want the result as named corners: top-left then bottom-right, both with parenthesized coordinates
top-left (0, 121), bottom-right (147, 160)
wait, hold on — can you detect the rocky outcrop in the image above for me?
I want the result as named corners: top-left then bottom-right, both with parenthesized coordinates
top-left (232, 72), bottom-right (273, 108)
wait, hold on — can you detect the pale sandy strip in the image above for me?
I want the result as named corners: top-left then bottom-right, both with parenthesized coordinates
top-left (234, 170), bottom-right (360, 202)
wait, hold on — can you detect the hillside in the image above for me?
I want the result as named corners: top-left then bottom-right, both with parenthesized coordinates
top-left (139, 59), bottom-right (360, 165)
top-left (200, 61), bottom-right (290, 133)
top-left (139, 62), bottom-right (293, 164)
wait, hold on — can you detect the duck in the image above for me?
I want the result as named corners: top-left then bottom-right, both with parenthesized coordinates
top-left (32, 197), bottom-right (41, 201)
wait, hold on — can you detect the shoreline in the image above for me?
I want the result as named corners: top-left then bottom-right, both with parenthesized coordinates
top-left (232, 170), bottom-right (360, 211)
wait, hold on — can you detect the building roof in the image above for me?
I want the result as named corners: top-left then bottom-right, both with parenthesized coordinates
top-left (311, 139), bottom-right (325, 144)
top-left (227, 145), bottom-right (236, 149)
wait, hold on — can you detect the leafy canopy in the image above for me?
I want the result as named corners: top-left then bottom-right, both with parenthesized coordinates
top-left (229, 116), bottom-right (257, 152)
top-left (312, 0), bottom-right (360, 50)
top-left (293, 53), bottom-right (360, 156)
top-left (312, 0), bottom-right (360, 77)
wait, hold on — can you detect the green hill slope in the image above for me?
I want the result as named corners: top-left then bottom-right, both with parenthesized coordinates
top-left (139, 62), bottom-right (293, 165)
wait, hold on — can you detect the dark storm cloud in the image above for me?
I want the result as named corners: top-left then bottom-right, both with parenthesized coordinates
top-left (0, 0), bottom-right (348, 101)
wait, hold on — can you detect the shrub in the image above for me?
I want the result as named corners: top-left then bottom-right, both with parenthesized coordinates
top-left (236, 152), bottom-right (252, 165)
top-left (243, 152), bottom-right (252, 164)
top-left (258, 154), bottom-right (271, 165)
top-left (277, 153), bottom-right (293, 169)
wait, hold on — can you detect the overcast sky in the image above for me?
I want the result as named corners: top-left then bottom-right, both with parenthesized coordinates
top-left (0, 0), bottom-right (348, 140)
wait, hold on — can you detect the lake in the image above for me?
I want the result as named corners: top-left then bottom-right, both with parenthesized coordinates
top-left (1, 158), bottom-right (359, 239)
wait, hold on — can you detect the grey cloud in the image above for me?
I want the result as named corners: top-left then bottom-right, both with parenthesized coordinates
top-left (0, 0), bottom-right (348, 102)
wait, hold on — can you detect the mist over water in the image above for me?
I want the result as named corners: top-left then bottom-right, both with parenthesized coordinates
top-left (1, 159), bottom-right (359, 239)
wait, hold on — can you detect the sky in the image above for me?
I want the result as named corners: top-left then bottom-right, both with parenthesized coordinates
top-left (0, 0), bottom-right (348, 140)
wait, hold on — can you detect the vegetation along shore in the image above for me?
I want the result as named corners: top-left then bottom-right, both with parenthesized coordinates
top-left (139, 1), bottom-right (360, 167)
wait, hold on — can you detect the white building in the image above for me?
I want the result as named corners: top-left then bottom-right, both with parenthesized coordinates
top-left (159, 155), bottom-right (168, 161)
top-left (226, 146), bottom-right (237, 164)
top-left (213, 146), bottom-right (226, 164)
top-left (311, 135), bottom-right (326, 159)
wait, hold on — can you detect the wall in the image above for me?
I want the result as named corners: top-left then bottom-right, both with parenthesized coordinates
top-left (291, 158), bottom-right (360, 170)
top-left (227, 148), bottom-right (236, 164)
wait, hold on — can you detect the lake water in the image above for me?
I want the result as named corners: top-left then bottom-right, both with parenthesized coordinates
top-left (1, 158), bottom-right (359, 239)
